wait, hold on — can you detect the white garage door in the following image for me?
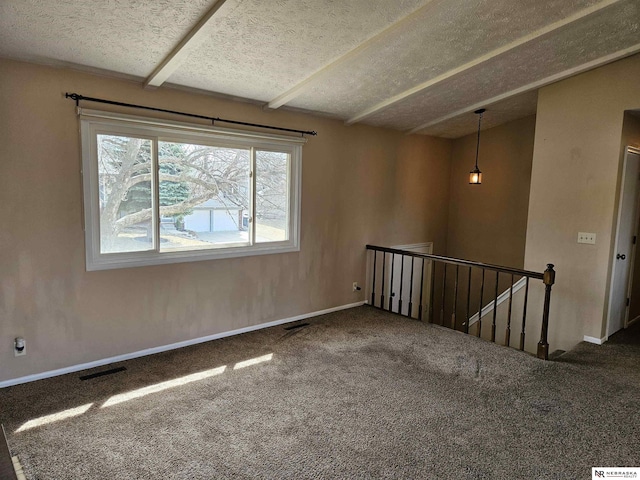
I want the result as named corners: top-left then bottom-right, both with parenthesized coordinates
top-left (213, 209), bottom-right (239, 232)
top-left (184, 210), bottom-right (211, 232)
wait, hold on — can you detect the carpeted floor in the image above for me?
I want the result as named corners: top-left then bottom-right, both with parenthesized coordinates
top-left (0, 306), bottom-right (639, 479)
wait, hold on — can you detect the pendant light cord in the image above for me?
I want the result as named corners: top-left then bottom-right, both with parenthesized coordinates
top-left (475, 109), bottom-right (484, 170)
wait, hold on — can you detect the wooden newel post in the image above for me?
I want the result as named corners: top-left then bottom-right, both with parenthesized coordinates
top-left (537, 264), bottom-right (556, 360)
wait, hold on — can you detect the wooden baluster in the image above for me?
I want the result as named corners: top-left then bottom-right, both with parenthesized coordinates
top-left (505, 274), bottom-right (513, 346)
top-left (380, 252), bottom-right (386, 309)
top-left (440, 264), bottom-right (447, 326)
top-left (371, 250), bottom-right (377, 307)
top-left (429, 259), bottom-right (435, 323)
top-left (419, 258), bottom-right (426, 321)
top-left (398, 255), bottom-right (405, 315)
top-left (465, 267), bottom-right (471, 334)
top-left (452, 265), bottom-right (459, 330)
top-left (389, 254), bottom-right (395, 311)
top-left (492, 271), bottom-right (499, 342)
top-left (408, 256), bottom-right (415, 318)
top-left (520, 277), bottom-right (530, 351)
top-left (477, 269), bottom-right (485, 337)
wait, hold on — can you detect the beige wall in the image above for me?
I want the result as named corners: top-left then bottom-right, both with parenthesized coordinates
top-left (622, 113), bottom-right (640, 323)
top-left (525, 54), bottom-right (640, 352)
top-left (443, 116), bottom-right (535, 330)
top-left (447, 115), bottom-right (535, 267)
top-left (8, 50), bottom-right (637, 381)
top-left (0, 58), bottom-right (452, 382)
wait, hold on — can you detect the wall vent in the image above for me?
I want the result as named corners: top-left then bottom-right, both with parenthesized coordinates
top-left (79, 366), bottom-right (126, 381)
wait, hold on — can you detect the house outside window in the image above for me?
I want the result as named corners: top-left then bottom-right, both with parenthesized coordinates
top-left (80, 110), bottom-right (303, 271)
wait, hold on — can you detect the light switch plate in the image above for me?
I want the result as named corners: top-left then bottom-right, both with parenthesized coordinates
top-left (578, 232), bottom-right (596, 244)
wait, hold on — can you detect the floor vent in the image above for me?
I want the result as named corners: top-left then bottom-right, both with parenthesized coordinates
top-left (79, 366), bottom-right (127, 381)
top-left (284, 323), bottom-right (309, 331)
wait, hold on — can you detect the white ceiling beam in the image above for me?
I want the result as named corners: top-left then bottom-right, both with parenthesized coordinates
top-left (266, 1), bottom-right (437, 110)
top-left (144, 0), bottom-right (228, 89)
top-left (346, 0), bottom-right (624, 125)
top-left (406, 42), bottom-right (640, 135)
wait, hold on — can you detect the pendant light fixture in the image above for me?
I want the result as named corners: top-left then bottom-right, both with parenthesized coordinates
top-left (469, 108), bottom-right (485, 185)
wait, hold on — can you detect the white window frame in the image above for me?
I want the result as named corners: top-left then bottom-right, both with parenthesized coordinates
top-left (79, 109), bottom-right (304, 271)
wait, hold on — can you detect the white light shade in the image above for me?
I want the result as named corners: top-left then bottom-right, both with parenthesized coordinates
top-left (469, 168), bottom-right (482, 185)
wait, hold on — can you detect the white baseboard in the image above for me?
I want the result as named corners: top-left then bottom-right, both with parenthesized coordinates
top-left (0, 301), bottom-right (366, 389)
top-left (583, 335), bottom-right (607, 345)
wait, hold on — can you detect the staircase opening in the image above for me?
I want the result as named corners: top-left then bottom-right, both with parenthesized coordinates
top-left (366, 244), bottom-right (555, 359)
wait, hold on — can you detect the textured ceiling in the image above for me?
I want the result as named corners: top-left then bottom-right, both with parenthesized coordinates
top-left (286, 0), bottom-right (602, 117)
top-left (366, 0), bottom-right (640, 132)
top-left (417, 91), bottom-right (539, 139)
top-left (1, 0), bottom-right (639, 138)
top-left (168, 0), bottom-right (429, 101)
top-left (0, 0), bottom-right (213, 76)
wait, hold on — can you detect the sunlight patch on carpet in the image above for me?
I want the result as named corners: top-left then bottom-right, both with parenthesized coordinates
top-left (233, 353), bottom-right (273, 370)
top-left (101, 366), bottom-right (227, 408)
top-left (15, 403), bottom-right (93, 432)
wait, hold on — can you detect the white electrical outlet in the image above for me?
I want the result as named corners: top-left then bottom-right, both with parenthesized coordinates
top-left (577, 232), bottom-right (596, 244)
top-left (14, 337), bottom-right (26, 357)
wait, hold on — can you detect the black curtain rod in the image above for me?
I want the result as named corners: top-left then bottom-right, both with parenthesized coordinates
top-left (65, 93), bottom-right (317, 137)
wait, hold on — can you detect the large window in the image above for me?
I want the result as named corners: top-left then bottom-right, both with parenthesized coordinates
top-left (80, 110), bottom-right (303, 270)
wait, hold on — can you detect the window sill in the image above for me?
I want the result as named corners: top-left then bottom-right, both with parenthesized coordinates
top-left (86, 242), bottom-right (300, 271)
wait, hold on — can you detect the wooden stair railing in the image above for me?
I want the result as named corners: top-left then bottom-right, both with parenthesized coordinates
top-left (366, 245), bottom-right (556, 360)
